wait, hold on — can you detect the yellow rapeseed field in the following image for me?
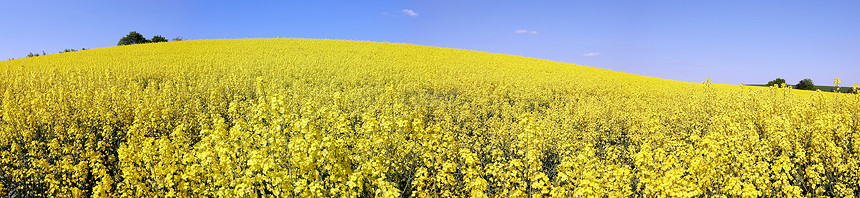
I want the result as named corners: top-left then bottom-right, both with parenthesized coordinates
top-left (1, 38), bottom-right (858, 197)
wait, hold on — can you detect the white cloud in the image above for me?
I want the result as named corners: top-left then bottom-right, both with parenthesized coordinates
top-left (671, 60), bottom-right (683, 64)
top-left (515, 29), bottom-right (538, 34)
top-left (582, 52), bottom-right (602, 57)
top-left (401, 9), bottom-right (418, 17)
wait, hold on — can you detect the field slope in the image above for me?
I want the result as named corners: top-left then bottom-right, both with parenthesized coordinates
top-left (1, 39), bottom-right (858, 197)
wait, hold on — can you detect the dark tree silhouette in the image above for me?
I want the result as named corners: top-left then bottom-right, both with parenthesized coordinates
top-left (766, 78), bottom-right (786, 87)
top-left (118, 31), bottom-right (150, 45)
top-left (151, 35), bottom-right (168, 43)
top-left (795, 79), bottom-right (815, 90)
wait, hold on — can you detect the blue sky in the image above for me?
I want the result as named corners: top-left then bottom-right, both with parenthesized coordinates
top-left (2, 0), bottom-right (858, 85)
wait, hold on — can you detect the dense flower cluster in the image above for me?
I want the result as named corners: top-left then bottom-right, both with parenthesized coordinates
top-left (1, 39), bottom-right (858, 197)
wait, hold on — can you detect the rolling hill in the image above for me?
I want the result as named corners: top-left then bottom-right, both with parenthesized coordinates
top-left (1, 39), bottom-right (858, 197)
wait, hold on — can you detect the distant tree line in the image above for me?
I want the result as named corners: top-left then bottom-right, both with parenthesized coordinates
top-left (117, 31), bottom-right (182, 46)
top-left (23, 48), bottom-right (89, 58)
top-left (765, 78), bottom-right (857, 94)
top-left (26, 51), bottom-right (46, 58)
top-left (766, 78), bottom-right (815, 90)
top-left (15, 31), bottom-right (182, 60)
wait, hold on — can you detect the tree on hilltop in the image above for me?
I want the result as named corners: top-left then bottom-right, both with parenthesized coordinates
top-left (151, 35), bottom-right (168, 43)
top-left (118, 31), bottom-right (149, 45)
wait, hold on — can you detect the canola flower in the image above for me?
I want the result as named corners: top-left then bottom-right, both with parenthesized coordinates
top-left (0, 38), bottom-right (858, 197)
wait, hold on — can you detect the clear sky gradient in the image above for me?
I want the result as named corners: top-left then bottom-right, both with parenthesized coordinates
top-left (2, 0), bottom-right (858, 85)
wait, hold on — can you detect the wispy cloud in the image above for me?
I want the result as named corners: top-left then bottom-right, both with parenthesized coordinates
top-left (671, 60), bottom-right (683, 64)
top-left (515, 29), bottom-right (537, 34)
top-left (401, 9), bottom-right (418, 17)
top-left (582, 52), bottom-right (602, 57)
